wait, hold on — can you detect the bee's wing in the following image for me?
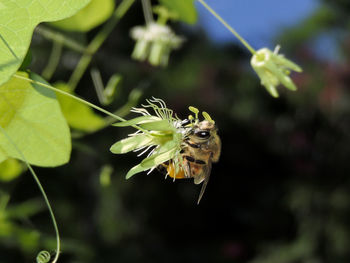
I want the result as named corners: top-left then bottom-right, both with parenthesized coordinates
top-left (196, 161), bottom-right (212, 204)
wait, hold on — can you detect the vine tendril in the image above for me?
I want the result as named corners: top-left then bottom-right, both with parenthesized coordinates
top-left (36, 251), bottom-right (51, 263)
top-left (0, 126), bottom-right (60, 263)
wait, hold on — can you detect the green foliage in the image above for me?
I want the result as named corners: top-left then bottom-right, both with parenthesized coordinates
top-left (0, 158), bottom-right (23, 182)
top-left (50, 0), bottom-right (115, 32)
top-left (0, 0), bottom-right (91, 86)
top-left (0, 196), bottom-right (45, 254)
top-left (55, 82), bottom-right (105, 132)
top-left (3, 0), bottom-right (350, 262)
top-left (0, 72), bottom-right (71, 166)
top-left (158, 0), bottom-right (197, 24)
top-left (19, 50), bottom-right (32, 71)
top-left (99, 165), bottom-right (113, 187)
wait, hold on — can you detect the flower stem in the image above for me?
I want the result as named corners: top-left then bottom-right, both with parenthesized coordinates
top-left (14, 73), bottom-right (126, 122)
top-left (68, 0), bottom-right (135, 90)
top-left (197, 0), bottom-right (256, 55)
top-left (0, 125), bottom-right (60, 263)
top-left (141, 0), bottom-right (154, 25)
top-left (42, 40), bottom-right (63, 81)
top-left (35, 25), bottom-right (86, 53)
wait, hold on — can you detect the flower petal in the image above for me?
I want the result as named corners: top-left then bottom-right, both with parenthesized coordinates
top-left (110, 135), bottom-right (153, 154)
top-left (265, 83), bottom-right (279, 98)
top-left (140, 141), bottom-right (177, 169)
top-left (273, 54), bottom-right (302, 72)
top-left (139, 119), bottom-right (174, 131)
top-left (132, 39), bottom-right (151, 61)
top-left (279, 75), bottom-right (297, 91)
top-left (112, 116), bottom-right (161, 127)
top-left (125, 163), bottom-right (149, 179)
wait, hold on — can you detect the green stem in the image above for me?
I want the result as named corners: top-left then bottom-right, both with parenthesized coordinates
top-left (141, 0), bottom-right (154, 25)
top-left (42, 40), bottom-right (63, 81)
top-left (13, 73), bottom-right (149, 134)
top-left (197, 0), bottom-right (256, 54)
top-left (103, 89), bottom-right (142, 127)
top-left (68, 0), bottom-right (136, 90)
top-left (157, 16), bottom-right (168, 26)
top-left (0, 125), bottom-right (60, 263)
top-left (14, 73), bottom-right (126, 122)
top-left (0, 193), bottom-right (10, 212)
top-left (35, 25), bottom-right (86, 53)
top-left (90, 68), bottom-right (107, 105)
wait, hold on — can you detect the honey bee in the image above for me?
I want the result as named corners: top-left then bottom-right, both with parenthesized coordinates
top-left (160, 120), bottom-right (221, 204)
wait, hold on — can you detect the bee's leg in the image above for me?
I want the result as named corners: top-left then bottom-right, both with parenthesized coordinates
top-left (184, 161), bottom-right (191, 178)
top-left (157, 162), bottom-right (169, 179)
top-left (183, 156), bottom-right (196, 178)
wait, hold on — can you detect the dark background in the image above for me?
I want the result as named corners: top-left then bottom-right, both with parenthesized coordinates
top-left (2, 0), bottom-right (350, 262)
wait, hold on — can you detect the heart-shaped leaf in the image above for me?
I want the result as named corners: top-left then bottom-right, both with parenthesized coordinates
top-left (0, 72), bottom-right (71, 167)
top-left (0, 0), bottom-right (91, 86)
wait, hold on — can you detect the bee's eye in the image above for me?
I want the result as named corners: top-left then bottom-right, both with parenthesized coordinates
top-left (195, 131), bottom-right (210, 139)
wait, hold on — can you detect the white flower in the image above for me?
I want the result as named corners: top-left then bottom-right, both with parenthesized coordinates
top-left (251, 46), bottom-right (302, 98)
top-left (110, 98), bottom-right (186, 179)
top-left (130, 23), bottom-right (185, 66)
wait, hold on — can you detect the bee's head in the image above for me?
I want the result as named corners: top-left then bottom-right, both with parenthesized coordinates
top-left (192, 120), bottom-right (217, 142)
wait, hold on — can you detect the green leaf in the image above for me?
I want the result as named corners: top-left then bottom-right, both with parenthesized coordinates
top-left (112, 116), bottom-right (161, 127)
top-left (110, 135), bottom-right (153, 154)
top-left (158, 0), bottom-right (197, 24)
top-left (55, 82), bottom-right (105, 132)
top-left (6, 198), bottom-right (45, 219)
top-left (0, 72), bottom-right (71, 167)
top-left (0, 0), bottom-right (91, 86)
top-left (0, 158), bottom-right (23, 182)
top-left (50, 0), bottom-right (115, 32)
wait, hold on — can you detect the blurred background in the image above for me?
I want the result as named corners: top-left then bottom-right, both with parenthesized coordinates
top-left (1, 0), bottom-right (350, 262)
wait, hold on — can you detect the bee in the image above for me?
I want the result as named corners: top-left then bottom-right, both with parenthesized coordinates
top-left (160, 120), bottom-right (221, 204)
